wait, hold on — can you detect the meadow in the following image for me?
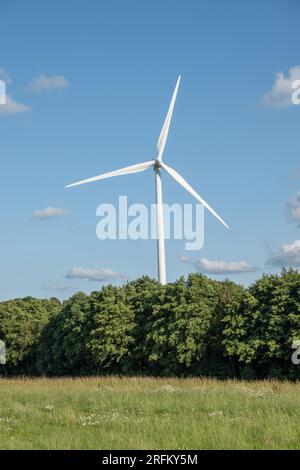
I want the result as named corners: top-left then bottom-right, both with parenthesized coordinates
top-left (0, 377), bottom-right (299, 450)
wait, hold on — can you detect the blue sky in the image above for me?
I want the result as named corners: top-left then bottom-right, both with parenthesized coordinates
top-left (1, 0), bottom-right (300, 300)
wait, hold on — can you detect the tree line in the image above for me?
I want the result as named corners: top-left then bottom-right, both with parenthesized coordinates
top-left (0, 269), bottom-right (299, 379)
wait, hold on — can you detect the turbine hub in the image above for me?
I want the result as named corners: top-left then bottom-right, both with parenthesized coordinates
top-left (154, 158), bottom-right (162, 169)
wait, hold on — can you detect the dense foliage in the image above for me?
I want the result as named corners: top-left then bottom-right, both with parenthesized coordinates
top-left (0, 270), bottom-right (299, 378)
top-left (0, 296), bottom-right (61, 374)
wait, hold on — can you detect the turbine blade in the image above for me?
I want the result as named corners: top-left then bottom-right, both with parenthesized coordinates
top-left (66, 160), bottom-right (154, 188)
top-left (161, 162), bottom-right (229, 229)
top-left (157, 76), bottom-right (181, 160)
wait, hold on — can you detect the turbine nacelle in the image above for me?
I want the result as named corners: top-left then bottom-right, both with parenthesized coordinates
top-left (154, 158), bottom-right (162, 169)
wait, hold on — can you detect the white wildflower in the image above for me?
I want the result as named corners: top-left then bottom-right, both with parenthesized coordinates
top-left (208, 411), bottom-right (224, 418)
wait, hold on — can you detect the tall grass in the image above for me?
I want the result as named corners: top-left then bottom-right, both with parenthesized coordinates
top-left (0, 377), bottom-right (299, 449)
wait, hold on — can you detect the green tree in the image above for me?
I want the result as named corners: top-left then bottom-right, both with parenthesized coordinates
top-left (222, 269), bottom-right (300, 379)
top-left (0, 297), bottom-right (60, 374)
top-left (143, 274), bottom-right (220, 375)
top-left (204, 279), bottom-right (245, 378)
top-left (88, 285), bottom-right (136, 373)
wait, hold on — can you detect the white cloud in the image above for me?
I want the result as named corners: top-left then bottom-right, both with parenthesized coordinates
top-left (180, 256), bottom-right (257, 275)
top-left (66, 267), bottom-right (127, 282)
top-left (261, 65), bottom-right (300, 108)
top-left (0, 68), bottom-right (12, 84)
top-left (0, 68), bottom-right (30, 114)
top-left (286, 192), bottom-right (300, 224)
top-left (29, 74), bottom-right (68, 92)
top-left (0, 95), bottom-right (31, 114)
top-left (179, 255), bottom-right (192, 264)
top-left (266, 240), bottom-right (300, 267)
top-left (32, 207), bottom-right (69, 219)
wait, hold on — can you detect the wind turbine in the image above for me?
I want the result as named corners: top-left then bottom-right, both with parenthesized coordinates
top-left (66, 76), bottom-right (228, 285)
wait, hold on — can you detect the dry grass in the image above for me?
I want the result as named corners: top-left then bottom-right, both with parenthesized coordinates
top-left (0, 376), bottom-right (299, 449)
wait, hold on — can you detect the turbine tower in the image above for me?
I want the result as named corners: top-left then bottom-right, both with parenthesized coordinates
top-left (66, 77), bottom-right (228, 285)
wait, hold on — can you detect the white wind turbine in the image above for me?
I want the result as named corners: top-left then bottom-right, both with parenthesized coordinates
top-left (66, 76), bottom-right (228, 285)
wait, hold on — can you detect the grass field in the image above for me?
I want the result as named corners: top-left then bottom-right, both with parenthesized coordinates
top-left (0, 377), bottom-right (299, 450)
